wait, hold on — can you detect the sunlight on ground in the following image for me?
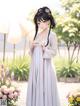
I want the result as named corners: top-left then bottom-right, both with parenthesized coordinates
top-left (12, 81), bottom-right (80, 106)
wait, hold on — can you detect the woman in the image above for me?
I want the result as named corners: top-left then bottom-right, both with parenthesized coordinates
top-left (26, 6), bottom-right (61, 106)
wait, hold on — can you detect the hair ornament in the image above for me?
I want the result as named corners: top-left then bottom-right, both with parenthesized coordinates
top-left (45, 8), bottom-right (50, 14)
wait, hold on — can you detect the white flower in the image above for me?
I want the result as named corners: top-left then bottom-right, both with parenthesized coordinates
top-left (1, 85), bottom-right (7, 92)
top-left (8, 93), bottom-right (14, 99)
top-left (9, 86), bottom-right (15, 93)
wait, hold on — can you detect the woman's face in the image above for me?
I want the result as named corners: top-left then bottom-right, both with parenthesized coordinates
top-left (37, 20), bottom-right (50, 31)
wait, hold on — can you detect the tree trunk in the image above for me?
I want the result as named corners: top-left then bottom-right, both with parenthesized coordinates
top-left (3, 34), bottom-right (6, 62)
top-left (23, 37), bottom-right (27, 57)
top-left (13, 44), bottom-right (16, 60)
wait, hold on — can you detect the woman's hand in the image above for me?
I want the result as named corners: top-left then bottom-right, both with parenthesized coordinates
top-left (30, 40), bottom-right (46, 52)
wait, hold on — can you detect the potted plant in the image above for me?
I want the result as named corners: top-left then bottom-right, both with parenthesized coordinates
top-left (57, 65), bottom-right (80, 83)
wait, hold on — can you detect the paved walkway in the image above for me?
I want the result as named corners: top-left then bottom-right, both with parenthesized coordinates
top-left (13, 81), bottom-right (80, 106)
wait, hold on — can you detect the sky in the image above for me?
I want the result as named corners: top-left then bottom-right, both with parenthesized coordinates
top-left (24, 0), bottom-right (64, 15)
top-left (0, 0), bottom-right (64, 19)
top-left (24, 0), bottom-right (64, 14)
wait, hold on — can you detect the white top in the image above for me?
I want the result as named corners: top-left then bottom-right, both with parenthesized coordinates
top-left (28, 31), bottom-right (58, 59)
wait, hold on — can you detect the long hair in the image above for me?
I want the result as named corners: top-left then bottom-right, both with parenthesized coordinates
top-left (33, 6), bottom-right (56, 47)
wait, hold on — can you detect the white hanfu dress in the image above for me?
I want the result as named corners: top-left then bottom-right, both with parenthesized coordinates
top-left (26, 31), bottom-right (61, 106)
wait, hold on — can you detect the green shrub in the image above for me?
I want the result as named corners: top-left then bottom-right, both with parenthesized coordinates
top-left (9, 56), bottom-right (30, 81)
top-left (0, 56), bottom-right (31, 81)
top-left (57, 66), bottom-right (79, 78)
top-left (0, 56), bottom-right (80, 80)
top-left (53, 57), bottom-right (80, 78)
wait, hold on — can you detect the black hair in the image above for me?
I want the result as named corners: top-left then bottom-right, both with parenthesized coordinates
top-left (33, 6), bottom-right (56, 47)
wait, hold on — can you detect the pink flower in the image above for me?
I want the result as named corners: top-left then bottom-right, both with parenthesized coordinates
top-left (2, 95), bottom-right (7, 99)
top-left (13, 92), bottom-right (18, 98)
top-left (8, 87), bottom-right (15, 94)
top-left (8, 93), bottom-right (14, 99)
top-left (3, 88), bottom-right (9, 94)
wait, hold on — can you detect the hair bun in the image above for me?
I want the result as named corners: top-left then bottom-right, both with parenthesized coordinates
top-left (37, 6), bottom-right (51, 15)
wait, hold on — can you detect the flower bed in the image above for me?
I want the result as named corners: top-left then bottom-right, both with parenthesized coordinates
top-left (0, 64), bottom-right (20, 106)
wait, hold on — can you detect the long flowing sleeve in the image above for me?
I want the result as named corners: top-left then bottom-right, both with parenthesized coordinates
top-left (43, 32), bottom-right (58, 59)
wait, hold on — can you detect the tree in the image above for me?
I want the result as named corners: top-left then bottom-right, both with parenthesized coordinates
top-left (60, 0), bottom-right (80, 11)
top-left (55, 0), bottom-right (80, 67)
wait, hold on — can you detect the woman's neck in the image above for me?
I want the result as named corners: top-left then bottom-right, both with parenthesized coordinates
top-left (38, 28), bottom-right (49, 37)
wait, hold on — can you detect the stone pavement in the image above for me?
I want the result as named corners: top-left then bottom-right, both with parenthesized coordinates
top-left (13, 81), bottom-right (80, 106)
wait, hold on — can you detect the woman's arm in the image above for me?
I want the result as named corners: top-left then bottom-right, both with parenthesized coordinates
top-left (28, 40), bottom-right (38, 56)
top-left (42, 32), bottom-right (58, 59)
top-left (27, 40), bottom-right (34, 57)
